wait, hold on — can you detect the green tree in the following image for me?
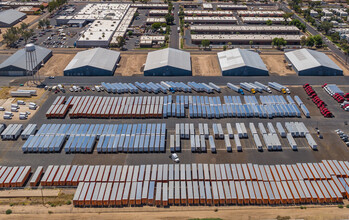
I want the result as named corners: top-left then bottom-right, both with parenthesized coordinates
top-left (201, 39), bottom-right (210, 49)
top-left (331, 32), bottom-right (340, 42)
top-left (283, 12), bottom-right (294, 24)
top-left (22, 29), bottom-right (34, 44)
top-left (306, 36), bottom-right (314, 47)
top-left (3, 27), bottom-right (20, 47)
top-left (38, 19), bottom-right (45, 29)
top-left (165, 13), bottom-right (174, 25)
top-left (223, 45), bottom-right (227, 51)
top-left (20, 22), bottom-right (29, 30)
top-left (45, 19), bottom-right (51, 28)
top-left (266, 20), bottom-right (272, 26)
top-left (290, 19), bottom-right (306, 32)
top-left (313, 35), bottom-right (323, 47)
top-left (272, 37), bottom-right (287, 49)
top-left (116, 36), bottom-right (125, 48)
top-left (227, 42), bottom-right (232, 48)
top-left (249, 40), bottom-right (253, 47)
top-left (320, 21), bottom-right (333, 35)
top-left (128, 31), bottom-right (133, 37)
top-left (151, 22), bottom-right (161, 30)
top-left (40, 4), bottom-right (45, 11)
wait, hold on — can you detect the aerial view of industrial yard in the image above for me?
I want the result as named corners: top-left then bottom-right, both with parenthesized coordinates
top-left (0, 0), bottom-right (349, 219)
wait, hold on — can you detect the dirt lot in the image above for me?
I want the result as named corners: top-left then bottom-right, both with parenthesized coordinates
top-left (38, 54), bottom-right (75, 77)
top-left (261, 54), bottom-right (296, 76)
top-left (328, 54), bottom-right (349, 76)
top-left (0, 87), bottom-right (47, 122)
top-left (0, 203), bottom-right (348, 220)
top-left (191, 54), bottom-right (221, 76)
top-left (115, 54), bottom-right (147, 76)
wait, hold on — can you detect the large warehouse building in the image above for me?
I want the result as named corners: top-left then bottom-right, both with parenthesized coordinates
top-left (217, 48), bottom-right (268, 76)
top-left (64, 48), bottom-right (120, 76)
top-left (0, 45), bottom-right (52, 76)
top-left (144, 48), bottom-right (192, 76)
top-left (0, 9), bottom-right (27, 27)
top-left (285, 49), bottom-right (343, 76)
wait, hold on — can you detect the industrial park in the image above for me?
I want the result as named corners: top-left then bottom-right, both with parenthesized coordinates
top-left (0, 0), bottom-right (349, 219)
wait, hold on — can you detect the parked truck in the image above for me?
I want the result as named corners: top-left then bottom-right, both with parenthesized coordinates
top-left (254, 81), bottom-right (272, 93)
top-left (227, 83), bottom-right (244, 95)
top-left (240, 82), bottom-right (256, 94)
top-left (268, 82), bottom-right (290, 94)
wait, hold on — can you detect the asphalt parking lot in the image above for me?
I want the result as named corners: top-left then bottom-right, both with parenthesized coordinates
top-left (1, 81), bottom-right (349, 170)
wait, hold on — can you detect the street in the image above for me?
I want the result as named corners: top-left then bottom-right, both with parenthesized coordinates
top-left (169, 3), bottom-right (180, 49)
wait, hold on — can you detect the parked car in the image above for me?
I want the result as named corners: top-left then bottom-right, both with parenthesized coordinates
top-left (169, 153), bottom-right (180, 163)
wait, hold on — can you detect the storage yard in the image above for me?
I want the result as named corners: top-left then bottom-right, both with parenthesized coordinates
top-left (1, 1), bottom-right (349, 218)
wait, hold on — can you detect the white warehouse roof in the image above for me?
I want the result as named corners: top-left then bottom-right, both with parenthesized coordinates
top-left (285, 49), bottom-right (342, 72)
top-left (64, 48), bottom-right (120, 72)
top-left (144, 48), bottom-right (191, 72)
top-left (218, 48), bottom-right (268, 73)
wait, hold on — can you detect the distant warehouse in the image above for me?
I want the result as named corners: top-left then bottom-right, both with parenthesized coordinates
top-left (0, 9), bottom-right (27, 27)
top-left (218, 48), bottom-right (268, 76)
top-left (0, 45), bottom-right (52, 76)
top-left (144, 48), bottom-right (192, 76)
top-left (64, 48), bottom-right (120, 76)
top-left (285, 49), bottom-right (343, 76)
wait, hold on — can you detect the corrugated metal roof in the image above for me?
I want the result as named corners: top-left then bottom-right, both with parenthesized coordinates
top-left (64, 48), bottom-right (120, 71)
top-left (285, 48), bottom-right (342, 72)
top-left (0, 45), bottom-right (52, 71)
top-left (0, 9), bottom-right (26, 25)
top-left (144, 48), bottom-right (191, 72)
top-left (217, 48), bottom-right (268, 72)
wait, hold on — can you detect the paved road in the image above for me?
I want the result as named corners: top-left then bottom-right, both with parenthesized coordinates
top-left (45, 75), bottom-right (349, 86)
top-left (280, 3), bottom-right (348, 63)
top-left (169, 3), bottom-right (179, 49)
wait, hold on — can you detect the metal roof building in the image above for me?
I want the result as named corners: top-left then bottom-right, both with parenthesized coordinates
top-left (64, 48), bottom-right (120, 76)
top-left (0, 45), bottom-right (52, 76)
top-left (144, 48), bottom-right (192, 76)
top-left (285, 49), bottom-right (343, 76)
top-left (0, 9), bottom-right (27, 27)
top-left (217, 48), bottom-right (268, 76)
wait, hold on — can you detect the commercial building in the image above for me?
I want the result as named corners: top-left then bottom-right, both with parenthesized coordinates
top-left (111, 7), bottom-right (137, 44)
top-left (241, 17), bottom-right (290, 24)
top-left (57, 3), bottom-right (136, 47)
top-left (131, 3), bottom-right (168, 9)
top-left (144, 48), bottom-right (192, 76)
top-left (191, 34), bottom-right (301, 45)
top-left (218, 49), bottom-right (268, 76)
top-left (64, 48), bottom-right (120, 76)
top-left (146, 17), bottom-right (166, 24)
top-left (202, 3), bottom-right (213, 10)
top-left (190, 25), bottom-right (300, 34)
top-left (184, 16), bottom-right (237, 24)
top-left (56, 3), bottom-right (130, 25)
top-left (0, 9), bottom-right (26, 27)
top-left (217, 4), bottom-right (247, 10)
top-left (184, 10), bottom-right (233, 16)
top-left (0, 45), bottom-right (52, 76)
top-left (237, 10), bottom-right (285, 17)
top-left (140, 36), bottom-right (165, 47)
top-left (76, 20), bottom-right (118, 48)
top-left (17, 6), bottom-right (40, 15)
top-left (149, 10), bottom-right (168, 16)
top-left (285, 49), bottom-right (343, 76)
